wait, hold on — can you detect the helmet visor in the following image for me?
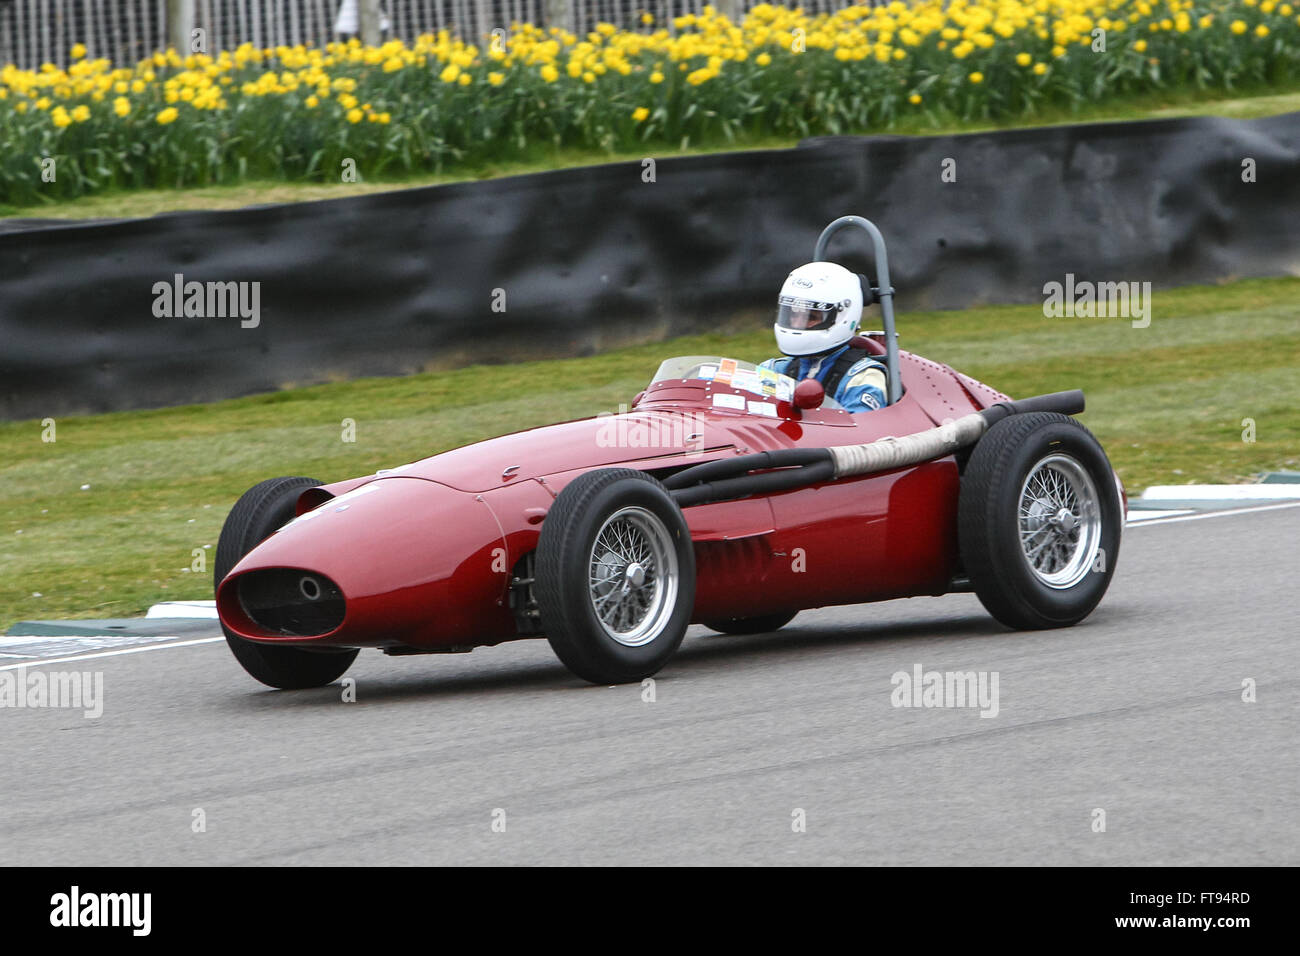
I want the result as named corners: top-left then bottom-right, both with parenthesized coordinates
top-left (777, 296), bottom-right (839, 331)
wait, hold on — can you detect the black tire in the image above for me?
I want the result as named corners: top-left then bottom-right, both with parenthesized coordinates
top-left (703, 611), bottom-right (798, 635)
top-left (959, 413), bottom-right (1122, 629)
top-left (214, 476), bottom-right (359, 689)
top-left (535, 468), bottom-right (695, 684)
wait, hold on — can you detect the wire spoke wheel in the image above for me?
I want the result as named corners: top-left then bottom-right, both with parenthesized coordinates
top-left (1017, 453), bottom-right (1101, 589)
top-left (588, 506), bottom-right (678, 647)
top-left (534, 468), bottom-right (695, 684)
top-left (958, 412), bottom-right (1121, 630)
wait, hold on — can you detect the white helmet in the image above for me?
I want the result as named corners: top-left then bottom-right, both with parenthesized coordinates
top-left (773, 261), bottom-right (866, 357)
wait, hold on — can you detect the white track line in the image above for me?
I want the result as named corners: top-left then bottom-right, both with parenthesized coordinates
top-left (0, 637), bottom-right (223, 671)
top-left (1127, 499), bottom-right (1300, 527)
top-left (1126, 509), bottom-right (1193, 523)
top-left (1142, 484), bottom-right (1300, 501)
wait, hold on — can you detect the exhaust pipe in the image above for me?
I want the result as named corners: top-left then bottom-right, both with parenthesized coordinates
top-left (666, 390), bottom-right (1084, 505)
top-left (830, 390), bottom-right (1084, 478)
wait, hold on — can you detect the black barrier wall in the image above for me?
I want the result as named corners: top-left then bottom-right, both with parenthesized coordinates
top-left (3, 112), bottom-right (1299, 420)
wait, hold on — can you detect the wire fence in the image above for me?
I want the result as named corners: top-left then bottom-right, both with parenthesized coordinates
top-left (1, 1), bottom-right (168, 71)
top-left (1, 0), bottom-right (864, 71)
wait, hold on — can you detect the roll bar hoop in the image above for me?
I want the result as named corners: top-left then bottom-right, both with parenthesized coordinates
top-left (813, 215), bottom-right (902, 405)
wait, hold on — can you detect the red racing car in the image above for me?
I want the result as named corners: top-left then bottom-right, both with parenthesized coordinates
top-left (214, 217), bottom-right (1125, 688)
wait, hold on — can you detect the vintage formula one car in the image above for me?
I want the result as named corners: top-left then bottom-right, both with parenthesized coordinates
top-left (214, 216), bottom-right (1125, 688)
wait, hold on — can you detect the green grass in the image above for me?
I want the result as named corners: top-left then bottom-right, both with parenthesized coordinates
top-left (2, 275), bottom-right (1297, 630)
top-left (6, 84), bottom-right (1300, 222)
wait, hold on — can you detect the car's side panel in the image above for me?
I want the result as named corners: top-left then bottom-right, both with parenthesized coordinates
top-left (672, 388), bottom-right (964, 619)
top-left (690, 534), bottom-right (781, 621)
top-left (757, 458), bottom-right (960, 611)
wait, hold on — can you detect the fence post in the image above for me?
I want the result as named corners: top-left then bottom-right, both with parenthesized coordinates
top-left (543, 0), bottom-right (571, 32)
top-left (715, 0), bottom-right (741, 23)
top-left (167, 0), bottom-right (195, 52)
top-left (360, 0), bottom-right (382, 45)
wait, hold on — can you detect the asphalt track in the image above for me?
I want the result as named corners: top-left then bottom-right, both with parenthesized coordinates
top-left (2, 504), bottom-right (1296, 866)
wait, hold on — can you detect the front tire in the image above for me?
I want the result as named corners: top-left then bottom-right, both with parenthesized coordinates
top-left (958, 413), bottom-right (1122, 629)
top-left (535, 468), bottom-right (695, 684)
top-left (215, 476), bottom-right (359, 689)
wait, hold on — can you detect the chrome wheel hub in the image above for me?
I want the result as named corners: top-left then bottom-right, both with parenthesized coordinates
top-left (1018, 454), bottom-right (1102, 590)
top-left (588, 506), bottom-right (679, 647)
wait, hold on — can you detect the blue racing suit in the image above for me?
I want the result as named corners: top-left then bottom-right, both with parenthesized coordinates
top-left (760, 344), bottom-right (888, 413)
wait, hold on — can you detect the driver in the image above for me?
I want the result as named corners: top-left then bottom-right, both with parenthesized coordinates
top-left (759, 262), bottom-right (887, 413)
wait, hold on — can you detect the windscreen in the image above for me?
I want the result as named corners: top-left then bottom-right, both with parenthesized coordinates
top-left (646, 356), bottom-right (845, 411)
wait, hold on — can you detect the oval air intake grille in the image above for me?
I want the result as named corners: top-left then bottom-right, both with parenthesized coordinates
top-left (237, 569), bottom-right (345, 636)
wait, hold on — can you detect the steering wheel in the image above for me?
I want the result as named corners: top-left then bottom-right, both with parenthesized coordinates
top-left (680, 363), bottom-right (713, 381)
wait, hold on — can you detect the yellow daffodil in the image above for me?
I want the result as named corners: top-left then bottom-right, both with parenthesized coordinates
top-left (2, 2), bottom-right (1295, 208)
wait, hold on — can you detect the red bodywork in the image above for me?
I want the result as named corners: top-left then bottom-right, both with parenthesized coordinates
top-left (216, 350), bottom-right (1012, 652)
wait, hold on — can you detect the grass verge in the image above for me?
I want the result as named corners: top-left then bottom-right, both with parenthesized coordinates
top-left (5, 85), bottom-right (1300, 222)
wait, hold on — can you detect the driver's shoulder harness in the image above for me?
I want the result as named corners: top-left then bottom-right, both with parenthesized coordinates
top-left (773, 347), bottom-right (876, 398)
top-left (822, 347), bottom-right (873, 398)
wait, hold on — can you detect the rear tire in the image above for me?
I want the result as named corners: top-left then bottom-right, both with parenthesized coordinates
top-left (703, 611), bottom-right (797, 635)
top-left (535, 468), bottom-right (695, 684)
top-left (958, 413), bottom-right (1122, 629)
top-left (215, 476), bottom-right (359, 689)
